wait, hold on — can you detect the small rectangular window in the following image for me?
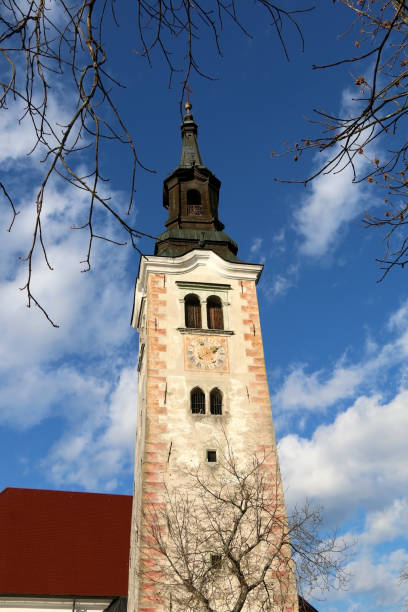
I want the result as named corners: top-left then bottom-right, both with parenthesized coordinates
top-left (207, 450), bottom-right (217, 463)
top-left (210, 554), bottom-right (222, 569)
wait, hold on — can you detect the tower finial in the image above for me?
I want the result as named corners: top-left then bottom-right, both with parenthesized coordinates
top-left (179, 97), bottom-right (203, 168)
top-left (184, 83), bottom-right (193, 114)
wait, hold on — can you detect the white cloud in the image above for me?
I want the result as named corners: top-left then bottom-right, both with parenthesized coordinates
top-left (362, 499), bottom-right (408, 546)
top-left (250, 237), bottom-right (263, 254)
top-left (342, 549), bottom-right (408, 609)
top-left (275, 298), bottom-right (408, 611)
top-left (0, 154), bottom-right (140, 491)
top-left (0, 177), bottom-right (134, 368)
top-left (273, 299), bottom-right (408, 414)
top-left (45, 366), bottom-right (138, 491)
top-left (262, 264), bottom-right (299, 300)
top-left (364, 331), bottom-right (378, 356)
top-left (0, 91), bottom-right (72, 164)
top-left (314, 548), bottom-right (408, 611)
top-left (0, 366), bottom-right (109, 429)
top-left (271, 274), bottom-right (294, 297)
top-left (279, 387), bottom-right (408, 609)
top-left (250, 230), bottom-right (286, 264)
top-left (294, 158), bottom-right (371, 258)
top-left (0, 99), bottom-right (39, 163)
top-left (273, 361), bottom-right (364, 412)
top-left (292, 83), bottom-right (382, 259)
top-left (271, 228), bottom-right (286, 255)
top-left (249, 237), bottom-right (266, 264)
top-left (279, 390), bottom-right (408, 518)
top-left (388, 301), bottom-right (408, 332)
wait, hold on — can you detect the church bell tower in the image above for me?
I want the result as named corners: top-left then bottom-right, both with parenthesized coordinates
top-left (127, 104), bottom-right (299, 611)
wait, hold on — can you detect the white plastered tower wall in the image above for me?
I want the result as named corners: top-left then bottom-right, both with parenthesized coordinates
top-left (127, 249), bottom-right (299, 611)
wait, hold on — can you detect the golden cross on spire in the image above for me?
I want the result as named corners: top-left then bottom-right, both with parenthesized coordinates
top-left (184, 84), bottom-right (193, 113)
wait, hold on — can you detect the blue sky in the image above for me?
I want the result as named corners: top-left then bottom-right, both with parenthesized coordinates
top-left (1, 1), bottom-right (407, 610)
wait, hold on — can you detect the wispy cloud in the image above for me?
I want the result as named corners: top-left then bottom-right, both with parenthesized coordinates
top-left (0, 165), bottom-right (139, 491)
top-left (271, 274), bottom-right (293, 297)
top-left (338, 548), bottom-right (408, 610)
top-left (262, 263), bottom-right (299, 300)
top-left (362, 499), bottom-right (408, 546)
top-left (293, 85), bottom-right (381, 260)
top-left (279, 390), bottom-right (408, 516)
top-left (272, 299), bottom-right (408, 415)
top-left (293, 156), bottom-right (371, 258)
top-left (250, 237), bottom-right (263, 255)
top-left (45, 366), bottom-right (138, 491)
top-left (249, 230), bottom-right (286, 264)
top-left (273, 360), bottom-right (364, 413)
top-left (276, 299), bottom-right (408, 611)
top-left (387, 300), bottom-right (408, 332)
top-left (271, 228), bottom-right (286, 255)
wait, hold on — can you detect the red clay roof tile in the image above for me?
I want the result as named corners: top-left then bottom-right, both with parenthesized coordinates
top-left (0, 488), bottom-right (132, 597)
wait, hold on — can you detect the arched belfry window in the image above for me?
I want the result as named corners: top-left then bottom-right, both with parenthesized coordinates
top-left (191, 387), bottom-right (205, 414)
top-left (187, 189), bottom-right (202, 216)
top-left (185, 294), bottom-right (202, 328)
top-left (207, 296), bottom-right (224, 330)
top-left (210, 388), bottom-right (222, 415)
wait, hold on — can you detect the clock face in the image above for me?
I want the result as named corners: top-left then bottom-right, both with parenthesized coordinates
top-left (187, 337), bottom-right (226, 370)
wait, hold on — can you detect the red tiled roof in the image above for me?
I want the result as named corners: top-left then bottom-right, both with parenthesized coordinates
top-left (0, 488), bottom-right (132, 597)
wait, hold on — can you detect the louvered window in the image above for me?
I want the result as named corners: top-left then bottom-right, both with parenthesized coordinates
top-left (207, 296), bottom-right (224, 330)
top-left (210, 388), bottom-right (222, 415)
top-left (187, 189), bottom-right (202, 216)
top-left (185, 294), bottom-right (202, 328)
top-left (191, 387), bottom-right (205, 414)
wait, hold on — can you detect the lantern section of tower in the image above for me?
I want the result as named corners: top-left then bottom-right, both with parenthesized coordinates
top-left (128, 104), bottom-right (299, 612)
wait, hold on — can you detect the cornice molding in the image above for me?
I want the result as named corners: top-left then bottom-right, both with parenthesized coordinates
top-left (176, 281), bottom-right (232, 291)
top-left (177, 328), bottom-right (234, 336)
top-left (131, 250), bottom-right (263, 329)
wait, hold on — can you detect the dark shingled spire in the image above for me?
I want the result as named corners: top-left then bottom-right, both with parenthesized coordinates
top-left (154, 103), bottom-right (241, 263)
top-left (179, 102), bottom-right (204, 168)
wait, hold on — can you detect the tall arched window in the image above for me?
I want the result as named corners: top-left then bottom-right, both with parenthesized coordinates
top-left (185, 294), bottom-right (202, 328)
top-left (207, 296), bottom-right (224, 330)
top-left (187, 189), bottom-right (202, 216)
top-left (191, 387), bottom-right (205, 414)
top-left (210, 388), bottom-right (222, 415)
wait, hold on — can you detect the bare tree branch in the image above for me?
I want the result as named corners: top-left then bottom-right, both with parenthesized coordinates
top-left (1, 0), bottom-right (310, 324)
top-left (140, 445), bottom-right (351, 610)
top-left (276, 0), bottom-right (408, 279)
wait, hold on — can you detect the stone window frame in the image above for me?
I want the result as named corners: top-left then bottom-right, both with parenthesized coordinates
top-left (184, 293), bottom-right (202, 328)
top-left (186, 188), bottom-right (203, 216)
top-left (188, 383), bottom-right (227, 418)
top-left (206, 295), bottom-right (224, 330)
top-left (209, 387), bottom-right (223, 415)
top-left (176, 281), bottom-right (231, 332)
top-left (191, 386), bottom-right (206, 414)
